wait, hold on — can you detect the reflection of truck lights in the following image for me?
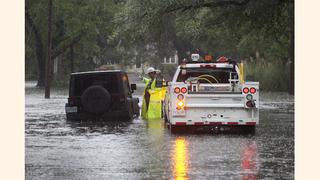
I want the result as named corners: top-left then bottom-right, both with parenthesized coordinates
top-left (173, 137), bottom-right (189, 180)
top-left (241, 142), bottom-right (258, 180)
top-left (250, 87), bottom-right (256, 94)
top-left (243, 87), bottom-right (249, 94)
top-left (177, 94), bottom-right (184, 100)
top-left (174, 87), bottom-right (180, 93)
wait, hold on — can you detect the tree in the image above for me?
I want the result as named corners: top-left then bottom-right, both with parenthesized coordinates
top-left (115, 0), bottom-right (294, 93)
top-left (26, 0), bottom-right (123, 87)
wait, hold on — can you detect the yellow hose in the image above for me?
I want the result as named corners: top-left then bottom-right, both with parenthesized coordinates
top-left (197, 74), bottom-right (219, 83)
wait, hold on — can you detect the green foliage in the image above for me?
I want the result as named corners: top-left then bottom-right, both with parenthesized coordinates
top-left (25, 0), bottom-right (294, 92)
top-left (245, 60), bottom-right (289, 91)
top-left (162, 64), bottom-right (178, 80)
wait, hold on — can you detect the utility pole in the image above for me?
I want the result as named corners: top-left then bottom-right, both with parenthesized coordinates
top-left (45, 0), bottom-right (53, 98)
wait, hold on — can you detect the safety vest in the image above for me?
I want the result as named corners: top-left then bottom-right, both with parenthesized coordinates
top-left (141, 77), bottom-right (163, 120)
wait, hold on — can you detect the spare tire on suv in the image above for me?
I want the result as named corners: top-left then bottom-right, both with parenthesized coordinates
top-left (81, 85), bottom-right (111, 114)
top-left (65, 70), bottom-right (139, 121)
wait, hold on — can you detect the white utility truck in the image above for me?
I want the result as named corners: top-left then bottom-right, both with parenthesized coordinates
top-left (164, 54), bottom-right (259, 134)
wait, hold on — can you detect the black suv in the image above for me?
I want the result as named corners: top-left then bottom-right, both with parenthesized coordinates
top-left (65, 70), bottom-right (139, 120)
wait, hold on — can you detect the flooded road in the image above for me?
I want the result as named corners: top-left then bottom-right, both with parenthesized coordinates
top-left (25, 82), bottom-right (294, 180)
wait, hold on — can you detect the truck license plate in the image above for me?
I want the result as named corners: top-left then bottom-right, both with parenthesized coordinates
top-left (66, 106), bottom-right (77, 113)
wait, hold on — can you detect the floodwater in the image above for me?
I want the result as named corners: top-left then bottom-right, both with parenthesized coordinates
top-left (25, 81), bottom-right (294, 180)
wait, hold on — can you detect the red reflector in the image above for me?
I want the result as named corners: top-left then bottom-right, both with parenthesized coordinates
top-left (209, 122), bottom-right (222, 125)
top-left (246, 122), bottom-right (256, 125)
top-left (227, 122), bottom-right (239, 125)
top-left (250, 87), bottom-right (256, 94)
top-left (174, 87), bottom-right (180, 93)
top-left (200, 64), bottom-right (216, 68)
top-left (243, 87), bottom-right (249, 94)
top-left (194, 122), bottom-right (204, 125)
top-left (175, 122), bottom-right (186, 125)
top-left (181, 87), bottom-right (187, 94)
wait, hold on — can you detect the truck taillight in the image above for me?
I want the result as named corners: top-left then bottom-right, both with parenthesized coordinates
top-left (250, 87), bottom-right (256, 94)
top-left (244, 87), bottom-right (257, 94)
top-left (181, 87), bottom-right (187, 94)
top-left (243, 87), bottom-right (249, 94)
top-left (174, 87), bottom-right (180, 93)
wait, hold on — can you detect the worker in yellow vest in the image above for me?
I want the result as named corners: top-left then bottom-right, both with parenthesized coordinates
top-left (141, 67), bottom-right (163, 120)
top-left (155, 69), bottom-right (167, 117)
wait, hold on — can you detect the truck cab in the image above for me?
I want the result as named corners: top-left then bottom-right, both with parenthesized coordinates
top-left (164, 54), bottom-right (259, 133)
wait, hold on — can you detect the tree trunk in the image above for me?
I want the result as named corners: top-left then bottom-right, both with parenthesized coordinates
top-left (36, 34), bottom-right (46, 88)
top-left (173, 38), bottom-right (195, 63)
top-left (288, 32), bottom-right (294, 95)
top-left (26, 6), bottom-right (46, 87)
top-left (45, 0), bottom-right (53, 98)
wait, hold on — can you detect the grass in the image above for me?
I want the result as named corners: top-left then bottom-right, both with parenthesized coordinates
top-left (244, 60), bottom-right (289, 91)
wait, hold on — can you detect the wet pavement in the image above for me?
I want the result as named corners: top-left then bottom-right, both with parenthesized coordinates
top-left (25, 81), bottom-right (294, 180)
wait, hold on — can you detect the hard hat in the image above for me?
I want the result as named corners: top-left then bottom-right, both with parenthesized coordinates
top-left (146, 67), bottom-right (156, 74)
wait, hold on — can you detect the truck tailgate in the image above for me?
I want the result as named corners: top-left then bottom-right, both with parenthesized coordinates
top-left (185, 94), bottom-right (244, 108)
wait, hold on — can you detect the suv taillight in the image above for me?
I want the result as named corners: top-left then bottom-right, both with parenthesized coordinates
top-left (111, 94), bottom-right (126, 106)
top-left (68, 97), bottom-right (77, 106)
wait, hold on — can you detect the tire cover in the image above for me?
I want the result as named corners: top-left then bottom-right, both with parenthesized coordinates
top-left (81, 85), bottom-right (111, 114)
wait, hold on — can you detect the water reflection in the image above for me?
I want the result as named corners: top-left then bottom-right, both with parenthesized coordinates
top-left (241, 141), bottom-right (259, 180)
top-left (172, 137), bottom-right (189, 180)
top-left (145, 118), bottom-right (165, 138)
top-left (65, 119), bottom-right (132, 135)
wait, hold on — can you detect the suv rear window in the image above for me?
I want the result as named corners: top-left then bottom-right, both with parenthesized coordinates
top-left (177, 68), bottom-right (236, 83)
top-left (70, 73), bottom-right (120, 96)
